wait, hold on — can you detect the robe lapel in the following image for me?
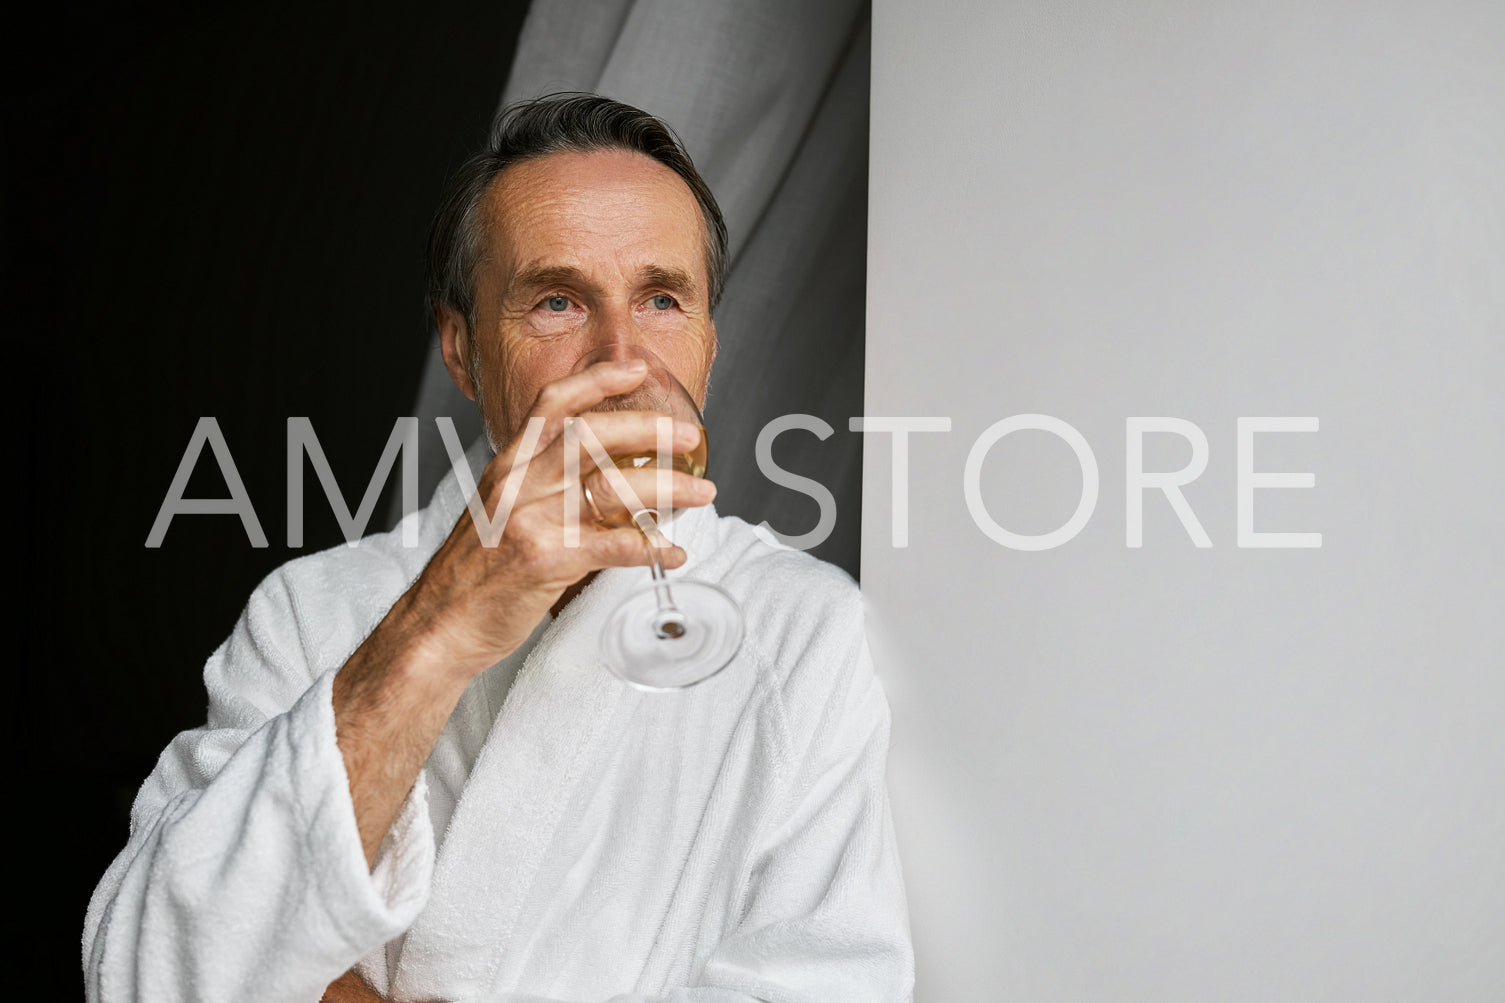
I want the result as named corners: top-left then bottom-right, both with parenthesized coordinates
top-left (388, 497), bottom-right (722, 1001)
top-left (388, 564), bottom-right (641, 1000)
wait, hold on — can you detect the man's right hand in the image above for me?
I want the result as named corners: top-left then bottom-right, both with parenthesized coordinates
top-left (332, 357), bottom-right (713, 867)
top-left (400, 356), bottom-right (714, 683)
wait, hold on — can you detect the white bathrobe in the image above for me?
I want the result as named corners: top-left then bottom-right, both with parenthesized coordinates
top-left (83, 440), bottom-right (913, 1003)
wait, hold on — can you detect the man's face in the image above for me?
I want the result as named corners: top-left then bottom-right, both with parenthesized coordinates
top-left (441, 147), bottom-right (718, 445)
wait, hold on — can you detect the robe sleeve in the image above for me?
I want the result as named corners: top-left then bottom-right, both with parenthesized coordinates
top-left (82, 565), bottom-right (436, 1003)
top-left (454, 586), bottom-right (915, 1003)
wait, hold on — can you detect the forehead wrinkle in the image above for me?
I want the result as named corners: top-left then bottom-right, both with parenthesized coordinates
top-left (482, 149), bottom-right (711, 303)
top-left (491, 157), bottom-right (698, 242)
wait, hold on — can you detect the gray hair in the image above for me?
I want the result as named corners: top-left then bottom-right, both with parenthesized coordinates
top-left (424, 92), bottom-right (730, 340)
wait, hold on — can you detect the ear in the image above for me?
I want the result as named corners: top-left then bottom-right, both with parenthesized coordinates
top-left (437, 307), bottom-right (477, 401)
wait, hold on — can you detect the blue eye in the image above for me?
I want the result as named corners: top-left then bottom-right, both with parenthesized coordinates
top-left (545, 296), bottom-right (570, 312)
top-left (650, 294), bottom-right (674, 310)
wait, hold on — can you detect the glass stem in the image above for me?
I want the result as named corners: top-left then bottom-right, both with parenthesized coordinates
top-left (633, 510), bottom-right (687, 640)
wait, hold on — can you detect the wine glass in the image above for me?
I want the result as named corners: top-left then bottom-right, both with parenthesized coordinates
top-left (569, 344), bottom-right (744, 690)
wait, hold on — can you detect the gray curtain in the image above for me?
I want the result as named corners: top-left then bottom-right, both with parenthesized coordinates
top-left (403, 0), bottom-right (870, 577)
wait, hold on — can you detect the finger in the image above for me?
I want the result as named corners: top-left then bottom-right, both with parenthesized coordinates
top-left (575, 527), bottom-right (689, 571)
top-left (566, 410), bottom-right (702, 456)
top-left (523, 359), bottom-right (651, 445)
top-left (477, 407), bottom-right (697, 515)
top-left (519, 411), bottom-right (703, 494)
top-left (582, 467), bottom-right (715, 520)
top-left (475, 361), bottom-right (650, 489)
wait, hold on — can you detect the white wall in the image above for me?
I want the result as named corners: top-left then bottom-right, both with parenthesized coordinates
top-left (864, 2), bottom-right (1504, 999)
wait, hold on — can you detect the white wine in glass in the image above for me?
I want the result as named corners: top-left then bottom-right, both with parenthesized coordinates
top-left (588, 428), bottom-right (708, 529)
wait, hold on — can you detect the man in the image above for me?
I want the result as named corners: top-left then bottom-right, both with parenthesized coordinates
top-left (84, 94), bottom-right (912, 1002)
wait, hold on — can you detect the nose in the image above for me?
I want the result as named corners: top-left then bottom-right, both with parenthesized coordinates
top-left (583, 300), bottom-right (637, 362)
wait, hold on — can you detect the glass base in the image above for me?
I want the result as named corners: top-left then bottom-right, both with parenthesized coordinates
top-left (600, 578), bottom-right (744, 690)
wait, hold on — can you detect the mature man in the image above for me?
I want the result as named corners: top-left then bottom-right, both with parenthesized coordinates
top-left (84, 94), bottom-right (912, 1002)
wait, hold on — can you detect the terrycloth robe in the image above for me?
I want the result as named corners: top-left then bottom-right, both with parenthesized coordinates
top-left (83, 439), bottom-right (913, 1002)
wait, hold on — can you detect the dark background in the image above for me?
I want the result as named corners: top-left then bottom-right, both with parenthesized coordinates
top-left (9, 0), bottom-right (531, 991)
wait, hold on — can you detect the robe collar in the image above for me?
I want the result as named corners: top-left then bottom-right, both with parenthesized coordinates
top-left (388, 436), bottom-right (720, 997)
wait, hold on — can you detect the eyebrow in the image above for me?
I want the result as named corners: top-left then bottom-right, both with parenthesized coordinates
top-left (505, 264), bottom-right (702, 303)
top-left (638, 265), bottom-right (699, 300)
top-left (506, 265), bottom-right (583, 301)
